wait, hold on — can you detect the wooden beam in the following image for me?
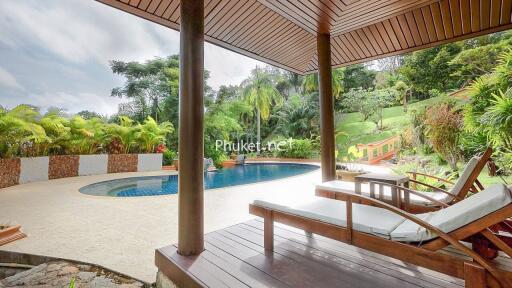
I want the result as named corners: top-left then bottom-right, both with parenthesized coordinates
top-left (317, 33), bottom-right (336, 182)
top-left (178, 0), bottom-right (204, 256)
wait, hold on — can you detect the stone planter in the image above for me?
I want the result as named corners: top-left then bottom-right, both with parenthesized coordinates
top-left (222, 160), bottom-right (236, 168)
top-left (0, 158), bottom-right (20, 189)
top-left (108, 154), bottom-right (138, 173)
top-left (78, 154), bottom-right (108, 176)
top-left (137, 153), bottom-right (163, 172)
top-left (19, 156), bottom-right (49, 184)
top-left (336, 170), bottom-right (365, 182)
top-left (49, 155), bottom-right (79, 179)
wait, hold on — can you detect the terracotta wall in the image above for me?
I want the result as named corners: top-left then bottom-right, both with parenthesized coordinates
top-left (0, 159), bottom-right (20, 189)
top-left (108, 154), bottom-right (138, 173)
top-left (49, 155), bottom-right (79, 179)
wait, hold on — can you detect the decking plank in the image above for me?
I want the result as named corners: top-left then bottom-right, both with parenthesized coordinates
top-left (156, 221), bottom-right (471, 288)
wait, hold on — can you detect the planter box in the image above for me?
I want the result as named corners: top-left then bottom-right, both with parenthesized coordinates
top-left (0, 159), bottom-right (20, 189)
top-left (108, 154), bottom-right (138, 173)
top-left (336, 170), bottom-right (366, 182)
top-left (19, 156), bottom-right (49, 184)
top-left (79, 154), bottom-right (108, 176)
top-left (222, 160), bottom-right (236, 168)
top-left (49, 155), bottom-right (79, 179)
top-left (138, 153), bottom-right (163, 172)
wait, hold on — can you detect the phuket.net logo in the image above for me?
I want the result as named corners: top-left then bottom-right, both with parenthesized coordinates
top-left (215, 139), bottom-right (293, 153)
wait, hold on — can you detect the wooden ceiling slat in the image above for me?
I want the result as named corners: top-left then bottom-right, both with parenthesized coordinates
top-left (450, 0), bottom-right (463, 36)
top-left (330, 38), bottom-right (350, 62)
top-left (471, 0), bottom-right (481, 32)
top-left (162, 0), bottom-right (179, 19)
top-left (430, 2), bottom-right (447, 40)
top-left (341, 34), bottom-right (367, 58)
top-left (396, 14), bottom-right (416, 47)
top-left (206, 0), bottom-right (244, 35)
top-left (258, 0), bottom-right (318, 34)
top-left (237, 13), bottom-right (283, 49)
top-left (254, 22), bottom-right (297, 53)
top-left (138, 0), bottom-right (152, 10)
top-left (226, 5), bottom-right (271, 43)
top-left (348, 31), bottom-right (372, 57)
top-left (369, 24), bottom-right (390, 53)
top-left (460, 0), bottom-right (472, 34)
top-left (480, 0), bottom-right (491, 30)
top-left (489, 0), bottom-right (501, 27)
top-left (223, 4), bottom-right (267, 41)
top-left (129, 0), bottom-right (141, 7)
top-left (440, 0), bottom-right (455, 38)
top-left (375, 22), bottom-right (396, 51)
top-left (389, 17), bottom-right (409, 48)
top-left (502, 0), bottom-right (512, 25)
top-left (500, 0), bottom-right (512, 25)
top-left (413, 9), bottom-right (430, 44)
top-left (215, 2), bottom-right (259, 39)
top-left (231, 10), bottom-right (277, 46)
top-left (154, 0), bottom-right (172, 16)
top-left (333, 36), bottom-right (356, 61)
top-left (361, 26), bottom-right (384, 54)
top-left (355, 29), bottom-right (378, 55)
top-left (120, 0), bottom-right (129, 3)
top-left (404, 12), bottom-right (423, 46)
top-left (146, 0), bottom-right (162, 13)
top-left (421, 5), bottom-right (438, 42)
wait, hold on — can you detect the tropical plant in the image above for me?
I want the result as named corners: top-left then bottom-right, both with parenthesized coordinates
top-left (424, 103), bottom-right (463, 170)
top-left (136, 117), bottom-right (174, 153)
top-left (241, 67), bottom-right (283, 144)
top-left (481, 89), bottom-right (512, 150)
top-left (302, 68), bottom-right (344, 99)
top-left (277, 138), bottom-right (317, 159)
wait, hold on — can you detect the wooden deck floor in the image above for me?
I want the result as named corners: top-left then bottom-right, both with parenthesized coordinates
top-left (155, 219), bottom-right (484, 288)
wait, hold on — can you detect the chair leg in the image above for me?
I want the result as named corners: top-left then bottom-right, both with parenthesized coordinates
top-left (464, 262), bottom-right (487, 288)
top-left (264, 210), bottom-right (274, 251)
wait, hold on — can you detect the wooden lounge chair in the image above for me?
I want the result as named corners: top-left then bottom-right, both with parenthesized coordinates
top-left (250, 184), bottom-right (512, 287)
top-left (317, 147), bottom-right (493, 213)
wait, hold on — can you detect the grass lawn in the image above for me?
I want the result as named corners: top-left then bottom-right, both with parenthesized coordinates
top-left (335, 96), bottom-right (445, 149)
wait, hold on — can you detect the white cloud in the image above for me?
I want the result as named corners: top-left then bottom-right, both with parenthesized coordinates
top-left (26, 92), bottom-right (125, 115)
top-left (0, 67), bottom-right (24, 90)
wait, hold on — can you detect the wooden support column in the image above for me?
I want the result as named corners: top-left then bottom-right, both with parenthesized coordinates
top-left (317, 33), bottom-right (336, 182)
top-left (178, 0), bottom-right (204, 256)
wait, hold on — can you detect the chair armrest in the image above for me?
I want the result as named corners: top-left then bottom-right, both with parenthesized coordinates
top-left (406, 171), bottom-right (455, 185)
top-left (369, 181), bottom-right (449, 208)
top-left (407, 179), bottom-right (461, 200)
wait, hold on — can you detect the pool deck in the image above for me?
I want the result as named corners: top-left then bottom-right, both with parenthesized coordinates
top-left (0, 163), bottom-right (389, 282)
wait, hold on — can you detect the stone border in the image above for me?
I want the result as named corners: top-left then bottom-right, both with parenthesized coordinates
top-left (0, 154), bottom-right (163, 189)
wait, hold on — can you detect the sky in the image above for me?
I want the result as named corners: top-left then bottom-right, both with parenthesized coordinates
top-left (0, 0), bottom-right (263, 115)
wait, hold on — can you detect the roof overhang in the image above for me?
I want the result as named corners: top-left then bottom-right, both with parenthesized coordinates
top-left (97, 0), bottom-right (512, 75)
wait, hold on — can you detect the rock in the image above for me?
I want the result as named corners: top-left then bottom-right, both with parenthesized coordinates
top-left (77, 271), bottom-right (96, 282)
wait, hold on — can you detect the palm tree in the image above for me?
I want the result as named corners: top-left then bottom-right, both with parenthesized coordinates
top-left (302, 68), bottom-right (344, 99)
top-left (241, 67), bottom-right (283, 145)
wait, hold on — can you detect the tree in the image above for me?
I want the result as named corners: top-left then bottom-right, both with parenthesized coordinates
top-left (241, 67), bottom-right (283, 144)
top-left (394, 80), bottom-right (410, 112)
top-left (77, 110), bottom-right (103, 120)
top-left (110, 56), bottom-right (180, 123)
top-left (302, 68), bottom-right (344, 98)
top-left (425, 103), bottom-right (463, 170)
top-left (342, 64), bottom-right (376, 90)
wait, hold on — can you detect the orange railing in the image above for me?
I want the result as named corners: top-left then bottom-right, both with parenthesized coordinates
top-left (356, 135), bottom-right (400, 164)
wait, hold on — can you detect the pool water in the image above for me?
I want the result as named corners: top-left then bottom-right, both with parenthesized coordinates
top-left (79, 163), bottom-right (318, 197)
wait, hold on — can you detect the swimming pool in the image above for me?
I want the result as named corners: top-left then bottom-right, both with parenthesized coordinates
top-left (79, 163), bottom-right (318, 197)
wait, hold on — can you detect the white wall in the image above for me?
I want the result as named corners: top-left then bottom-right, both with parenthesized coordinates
top-left (137, 154), bottom-right (163, 172)
top-left (19, 157), bottom-right (49, 184)
top-left (78, 154), bottom-right (108, 176)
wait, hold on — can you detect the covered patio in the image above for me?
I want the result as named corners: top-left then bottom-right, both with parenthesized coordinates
top-left (95, 0), bottom-right (512, 287)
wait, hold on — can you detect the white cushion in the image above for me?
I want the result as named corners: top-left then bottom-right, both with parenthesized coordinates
top-left (254, 184), bottom-right (511, 243)
top-left (254, 197), bottom-right (405, 238)
top-left (448, 156), bottom-right (480, 195)
top-left (391, 184), bottom-right (512, 242)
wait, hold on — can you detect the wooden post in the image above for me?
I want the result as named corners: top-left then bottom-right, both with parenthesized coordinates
top-left (464, 262), bottom-right (487, 288)
top-left (178, 0), bottom-right (204, 256)
top-left (317, 33), bottom-right (336, 182)
top-left (264, 210), bottom-right (274, 251)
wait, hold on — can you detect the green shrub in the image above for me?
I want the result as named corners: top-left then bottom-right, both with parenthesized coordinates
top-left (277, 138), bottom-right (315, 159)
top-left (163, 150), bottom-right (176, 165)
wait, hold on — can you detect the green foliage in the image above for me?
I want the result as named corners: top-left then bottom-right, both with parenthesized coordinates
top-left (424, 103), bottom-right (463, 170)
top-left (0, 106), bottom-right (173, 158)
top-left (277, 138), bottom-right (317, 159)
top-left (163, 149), bottom-right (177, 165)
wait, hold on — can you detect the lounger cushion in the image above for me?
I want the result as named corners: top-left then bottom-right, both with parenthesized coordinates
top-left (391, 184), bottom-right (511, 242)
top-left (448, 156), bottom-right (480, 195)
top-left (253, 198), bottom-right (405, 238)
top-left (317, 180), bottom-right (451, 205)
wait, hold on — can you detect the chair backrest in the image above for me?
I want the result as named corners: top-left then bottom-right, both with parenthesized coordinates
top-left (448, 147), bottom-right (492, 202)
top-left (430, 184), bottom-right (512, 234)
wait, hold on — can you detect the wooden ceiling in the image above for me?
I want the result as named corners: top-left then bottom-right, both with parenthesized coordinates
top-left (97, 0), bottom-right (512, 74)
